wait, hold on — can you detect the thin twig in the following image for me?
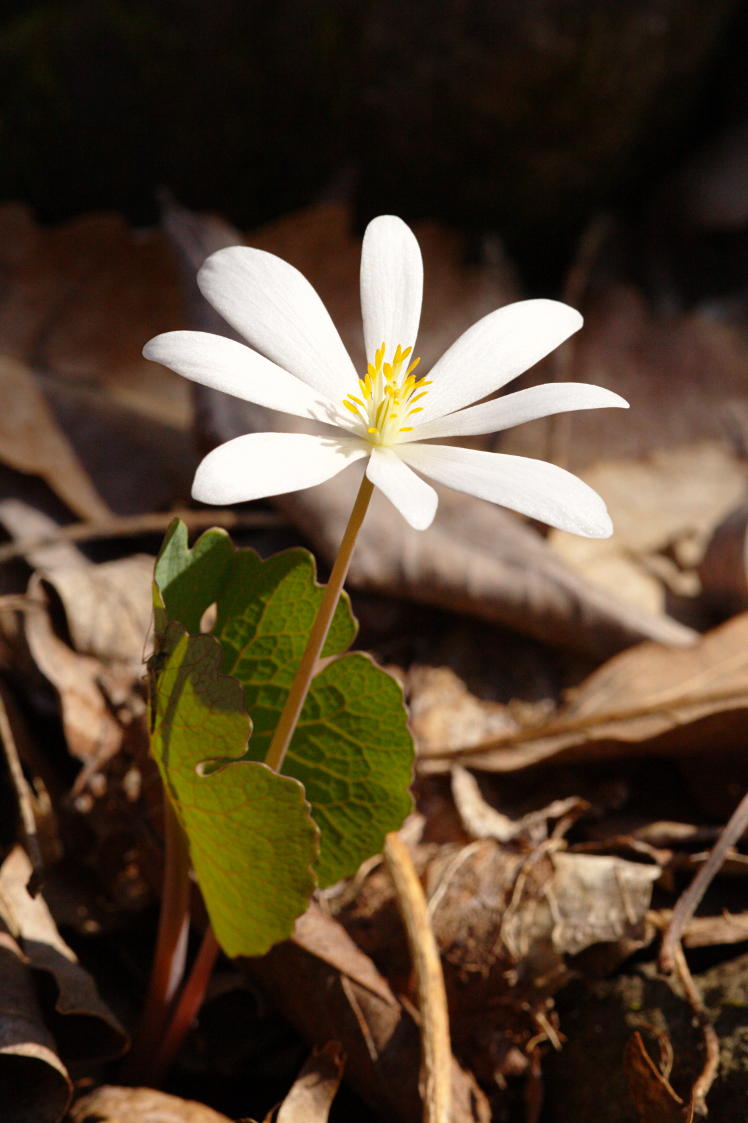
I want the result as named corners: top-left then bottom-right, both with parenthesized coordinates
top-left (384, 831), bottom-right (452, 1123)
top-left (0, 689), bottom-right (45, 894)
top-left (672, 942), bottom-right (719, 1115)
top-left (660, 790), bottom-right (748, 973)
top-left (0, 506), bottom-right (284, 565)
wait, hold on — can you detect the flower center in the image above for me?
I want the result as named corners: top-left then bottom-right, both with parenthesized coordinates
top-left (342, 342), bottom-right (430, 446)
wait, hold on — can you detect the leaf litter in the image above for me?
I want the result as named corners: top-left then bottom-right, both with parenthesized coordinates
top-left (2, 198), bottom-right (748, 1121)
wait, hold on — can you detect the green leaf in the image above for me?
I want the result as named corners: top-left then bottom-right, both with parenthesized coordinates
top-left (154, 522), bottom-right (414, 889)
top-left (149, 620), bottom-right (318, 957)
top-left (153, 519), bottom-right (234, 636)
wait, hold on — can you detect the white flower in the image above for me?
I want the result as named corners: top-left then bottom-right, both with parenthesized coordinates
top-left (144, 216), bottom-right (627, 534)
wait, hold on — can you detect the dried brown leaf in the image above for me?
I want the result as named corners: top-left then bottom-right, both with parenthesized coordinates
top-left (0, 206), bottom-right (187, 428)
top-left (25, 573), bottom-right (131, 767)
top-left (624, 1031), bottom-right (694, 1123)
top-left (69, 1085), bottom-right (234, 1123)
top-left (249, 902), bottom-right (490, 1123)
top-left (20, 534), bottom-right (150, 767)
top-left (0, 926), bottom-right (72, 1123)
top-left (421, 612), bottom-right (748, 773)
top-left (0, 847), bottom-right (127, 1062)
top-left (272, 1042), bottom-right (345, 1123)
top-left (549, 442), bottom-right (748, 618)
top-left (0, 355), bottom-right (109, 520)
top-left (505, 285), bottom-right (748, 468)
top-left (451, 765), bottom-right (586, 843)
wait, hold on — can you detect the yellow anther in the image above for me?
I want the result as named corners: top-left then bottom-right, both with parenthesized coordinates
top-left (342, 341), bottom-right (428, 446)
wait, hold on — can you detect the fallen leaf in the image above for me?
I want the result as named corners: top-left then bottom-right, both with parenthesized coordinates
top-left (69, 1085), bottom-right (234, 1123)
top-left (504, 284), bottom-right (748, 467)
top-left (290, 904), bottom-right (397, 1006)
top-left (273, 1042), bottom-right (345, 1123)
top-left (10, 505), bottom-right (151, 769)
top-left (0, 206), bottom-right (188, 428)
top-left (699, 500), bottom-right (748, 616)
top-left (624, 1031), bottom-right (694, 1123)
top-left (0, 355), bottom-right (109, 520)
top-left (0, 921), bottom-right (72, 1123)
top-left (451, 765), bottom-right (586, 843)
top-left (419, 612), bottom-right (748, 773)
top-left (549, 441), bottom-right (748, 617)
top-left (337, 837), bottom-right (658, 1084)
top-left (0, 847), bottom-right (127, 1061)
top-left (250, 903), bottom-right (490, 1123)
top-left (25, 572), bottom-right (131, 767)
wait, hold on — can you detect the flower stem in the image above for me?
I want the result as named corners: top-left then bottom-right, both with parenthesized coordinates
top-left (122, 795), bottom-right (191, 1082)
top-left (265, 474), bottom-right (374, 774)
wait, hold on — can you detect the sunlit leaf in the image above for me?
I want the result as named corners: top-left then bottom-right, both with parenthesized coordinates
top-left (149, 621), bottom-right (318, 957)
top-left (154, 520), bottom-right (414, 887)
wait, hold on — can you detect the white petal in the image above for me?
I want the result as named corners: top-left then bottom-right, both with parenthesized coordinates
top-left (398, 443), bottom-right (612, 538)
top-left (192, 432), bottom-right (368, 505)
top-left (144, 331), bottom-right (350, 427)
top-left (198, 246), bottom-right (358, 402)
top-left (410, 382), bottom-right (629, 441)
top-left (366, 447), bottom-right (438, 531)
top-left (360, 216), bottom-right (423, 361)
top-left (417, 300), bottom-right (583, 424)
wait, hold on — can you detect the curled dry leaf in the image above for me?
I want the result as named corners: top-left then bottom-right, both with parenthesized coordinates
top-left (20, 531), bottom-right (152, 768)
top-left (337, 839), bottom-right (658, 1085)
top-left (166, 199), bottom-right (694, 659)
top-left (699, 500), bottom-right (748, 616)
top-left (0, 847), bottom-right (127, 1062)
top-left (0, 355), bottom-right (109, 521)
top-left (419, 612), bottom-right (748, 773)
top-left (272, 1042), bottom-right (345, 1123)
top-left (69, 1085), bottom-right (234, 1123)
top-left (549, 442), bottom-right (748, 618)
top-left (0, 922), bottom-right (72, 1123)
top-left (248, 902), bottom-right (490, 1123)
top-left (451, 765), bottom-right (586, 843)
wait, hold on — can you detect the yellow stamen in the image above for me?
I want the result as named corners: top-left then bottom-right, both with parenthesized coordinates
top-left (341, 341), bottom-right (430, 447)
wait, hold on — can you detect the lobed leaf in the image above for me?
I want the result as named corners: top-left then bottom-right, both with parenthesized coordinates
top-left (154, 520), bottom-right (414, 887)
top-left (149, 620), bottom-right (318, 957)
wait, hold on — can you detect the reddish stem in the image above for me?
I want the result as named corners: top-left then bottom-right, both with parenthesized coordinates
top-left (122, 796), bottom-right (191, 1082)
top-left (151, 926), bottom-right (221, 1082)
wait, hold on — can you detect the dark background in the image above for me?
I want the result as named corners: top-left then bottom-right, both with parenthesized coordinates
top-left (2, 0), bottom-right (747, 285)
